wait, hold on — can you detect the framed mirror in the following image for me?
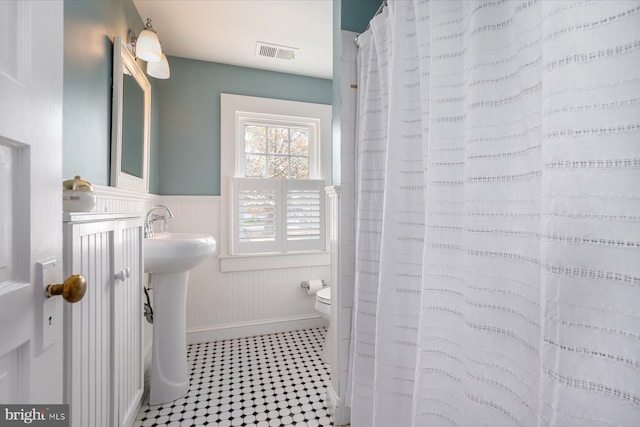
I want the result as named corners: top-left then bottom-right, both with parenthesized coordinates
top-left (111, 36), bottom-right (151, 192)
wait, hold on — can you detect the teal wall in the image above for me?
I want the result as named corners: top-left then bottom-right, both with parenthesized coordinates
top-left (64, 0), bottom-right (331, 196)
top-left (154, 57), bottom-right (332, 195)
top-left (62, 1), bottom-right (375, 195)
top-left (63, 0), bottom-right (155, 187)
top-left (342, 0), bottom-right (381, 33)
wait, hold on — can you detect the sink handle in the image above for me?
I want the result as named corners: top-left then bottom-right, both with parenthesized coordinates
top-left (115, 268), bottom-right (131, 282)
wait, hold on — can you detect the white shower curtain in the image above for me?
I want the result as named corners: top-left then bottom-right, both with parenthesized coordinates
top-left (349, 1), bottom-right (640, 426)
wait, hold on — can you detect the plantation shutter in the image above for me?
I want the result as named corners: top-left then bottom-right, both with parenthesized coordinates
top-left (233, 178), bottom-right (281, 254)
top-left (233, 178), bottom-right (325, 254)
top-left (285, 179), bottom-right (325, 252)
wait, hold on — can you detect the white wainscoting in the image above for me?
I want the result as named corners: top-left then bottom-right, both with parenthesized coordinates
top-left (93, 187), bottom-right (330, 346)
top-left (153, 195), bottom-right (329, 344)
top-left (93, 185), bottom-right (156, 214)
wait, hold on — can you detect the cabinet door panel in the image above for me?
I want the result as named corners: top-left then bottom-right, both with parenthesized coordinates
top-left (64, 216), bottom-right (143, 427)
top-left (113, 219), bottom-right (144, 427)
top-left (64, 221), bottom-right (116, 427)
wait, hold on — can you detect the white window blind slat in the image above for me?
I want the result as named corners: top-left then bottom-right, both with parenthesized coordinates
top-left (237, 190), bottom-right (276, 244)
top-left (285, 179), bottom-right (325, 252)
top-left (287, 190), bottom-right (321, 240)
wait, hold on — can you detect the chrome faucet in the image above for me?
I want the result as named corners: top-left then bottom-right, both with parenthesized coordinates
top-left (145, 205), bottom-right (174, 238)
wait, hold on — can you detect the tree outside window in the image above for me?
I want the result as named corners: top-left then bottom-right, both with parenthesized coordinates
top-left (244, 125), bottom-right (310, 179)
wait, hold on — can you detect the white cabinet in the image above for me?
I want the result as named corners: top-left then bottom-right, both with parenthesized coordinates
top-left (63, 213), bottom-right (143, 427)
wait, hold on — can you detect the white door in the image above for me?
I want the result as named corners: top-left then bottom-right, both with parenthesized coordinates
top-left (0, 0), bottom-right (65, 404)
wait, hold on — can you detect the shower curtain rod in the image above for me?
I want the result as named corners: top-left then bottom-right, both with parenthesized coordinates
top-left (354, 0), bottom-right (388, 47)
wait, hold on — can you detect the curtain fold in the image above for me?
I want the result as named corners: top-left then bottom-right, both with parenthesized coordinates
top-left (349, 1), bottom-right (640, 426)
top-left (348, 9), bottom-right (391, 426)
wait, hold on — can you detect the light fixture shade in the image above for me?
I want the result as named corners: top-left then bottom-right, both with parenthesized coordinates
top-left (136, 28), bottom-right (162, 62)
top-left (147, 53), bottom-right (170, 79)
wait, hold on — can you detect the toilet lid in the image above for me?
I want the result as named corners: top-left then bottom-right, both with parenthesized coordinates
top-left (316, 287), bottom-right (331, 304)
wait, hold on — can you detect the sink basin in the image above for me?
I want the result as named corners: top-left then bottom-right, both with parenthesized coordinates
top-left (144, 232), bottom-right (216, 273)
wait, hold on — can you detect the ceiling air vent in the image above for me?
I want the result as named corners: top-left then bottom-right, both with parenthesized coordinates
top-left (255, 41), bottom-right (298, 61)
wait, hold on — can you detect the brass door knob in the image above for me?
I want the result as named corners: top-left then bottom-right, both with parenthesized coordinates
top-left (47, 274), bottom-right (87, 303)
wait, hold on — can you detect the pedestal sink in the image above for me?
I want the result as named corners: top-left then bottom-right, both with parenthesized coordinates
top-left (144, 233), bottom-right (216, 405)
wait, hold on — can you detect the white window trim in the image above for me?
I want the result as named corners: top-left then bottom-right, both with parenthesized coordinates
top-left (219, 251), bottom-right (331, 273)
top-left (220, 94), bottom-right (332, 272)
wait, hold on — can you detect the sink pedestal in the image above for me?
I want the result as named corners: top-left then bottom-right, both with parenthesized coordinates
top-left (149, 271), bottom-right (190, 405)
top-left (144, 232), bottom-right (216, 405)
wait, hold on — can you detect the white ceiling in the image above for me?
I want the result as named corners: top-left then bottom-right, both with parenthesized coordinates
top-left (132, 0), bottom-right (333, 80)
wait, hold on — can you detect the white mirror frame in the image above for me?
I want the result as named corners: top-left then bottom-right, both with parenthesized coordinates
top-left (110, 36), bottom-right (151, 192)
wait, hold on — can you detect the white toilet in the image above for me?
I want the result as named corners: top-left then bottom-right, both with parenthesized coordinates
top-left (314, 286), bottom-right (332, 363)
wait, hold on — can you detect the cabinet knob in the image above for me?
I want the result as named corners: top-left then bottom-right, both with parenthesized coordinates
top-left (115, 268), bottom-right (131, 281)
top-left (47, 274), bottom-right (87, 303)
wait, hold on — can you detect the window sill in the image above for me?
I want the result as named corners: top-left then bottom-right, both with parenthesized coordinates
top-left (219, 251), bottom-right (330, 273)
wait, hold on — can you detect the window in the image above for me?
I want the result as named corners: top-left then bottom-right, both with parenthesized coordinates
top-left (220, 94), bottom-right (332, 269)
top-left (243, 125), bottom-right (310, 179)
top-left (232, 111), bottom-right (325, 255)
top-left (235, 113), bottom-right (319, 179)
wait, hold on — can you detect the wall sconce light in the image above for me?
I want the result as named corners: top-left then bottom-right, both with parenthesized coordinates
top-left (128, 18), bottom-right (170, 79)
top-left (147, 53), bottom-right (170, 79)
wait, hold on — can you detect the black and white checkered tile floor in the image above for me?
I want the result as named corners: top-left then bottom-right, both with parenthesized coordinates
top-left (134, 328), bottom-right (332, 427)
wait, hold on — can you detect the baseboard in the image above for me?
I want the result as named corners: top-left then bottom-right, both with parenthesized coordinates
top-left (186, 314), bottom-right (328, 344)
top-left (326, 384), bottom-right (351, 426)
top-left (123, 388), bottom-right (144, 427)
top-left (137, 350), bottom-right (153, 425)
